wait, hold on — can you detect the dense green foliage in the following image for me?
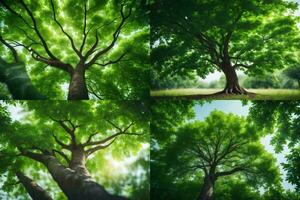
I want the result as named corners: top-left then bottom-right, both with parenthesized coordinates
top-left (0, 0), bottom-right (149, 100)
top-left (0, 101), bottom-right (149, 199)
top-left (249, 101), bottom-right (300, 192)
top-left (151, 0), bottom-right (300, 93)
top-left (284, 65), bottom-right (300, 87)
top-left (151, 101), bottom-right (300, 200)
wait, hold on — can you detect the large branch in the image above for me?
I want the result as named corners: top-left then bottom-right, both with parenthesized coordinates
top-left (50, 0), bottom-right (81, 58)
top-left (19, 0), bottom-right (57, 60)
top-left (83, 17), bottom-right (118, 60)
top-left (52, 149), bottom-right (70, 163)
top-left (82, 121), bottom-right (139, 147)
top-left (19, 150), bottom-right (46, 163)
top-left (50, 117), bottom-right (78, 146)
top-left (18, 0), bottom-right (73, 74)
top-left (16, 171), bottom-right (53, 200)
top-left (52, 133), bottom-right (71, 150)
top-left (216, 166), bottom-right (246, 177)
top-left (216, 138), bottom-right (248, 165)
top-left (94, 51), bottom-right (127, 67)
top-left (0, 35), bottom-right (19, 62)
top-left (0, 1), bottom-right (33, 29)
top-left (85, 138), bottom-right (117, 156)
top-left (79, 1), bottom-right (88, 54)
top-left (85, 5), bottom-right (132, 68)
top-left (9, 40), bottom-right (73, 73)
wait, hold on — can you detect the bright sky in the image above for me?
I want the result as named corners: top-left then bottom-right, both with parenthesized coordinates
top-left (194, 101), bottom-right (295, 191)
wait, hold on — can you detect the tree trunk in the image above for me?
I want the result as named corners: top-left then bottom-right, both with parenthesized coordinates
top-left (221, 64), bottom-right (248, 95)
top-left (0, 58), bottom-right (46, 99)
top-left (67, 66), bottom-right (89, 100)
top-left (39, 154), bottom-right (127, 200)
top-left (198, 175), bottom-right (215, 200)
top-left (16, 171), bottom-right (53, 200)
top-left (69, 148), bottom-right (90, 177)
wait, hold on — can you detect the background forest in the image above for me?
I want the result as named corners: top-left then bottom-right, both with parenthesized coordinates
top-left (151, 100), bottom-right (300, 200)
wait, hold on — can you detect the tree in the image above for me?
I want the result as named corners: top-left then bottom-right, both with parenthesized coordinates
top-left (151, 0), bottom-right (299, 95)
top-left (284, 65), bottom-right (300, 87)
top-left (152, 110), bottom-right (280, 200)
top-left (249, 101), bottom-right (300, 191)
top-left (0, 0), bottom-right (149, 100)
top-left (0, 101), bottom-right (149, 199)
top-left (0, 36), bottom-right (46, 99)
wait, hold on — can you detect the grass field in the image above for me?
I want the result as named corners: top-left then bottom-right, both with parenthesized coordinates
top-left (150, 88), bottom-right (300, 100)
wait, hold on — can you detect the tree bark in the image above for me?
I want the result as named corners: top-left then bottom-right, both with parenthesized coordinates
top-left (69, 148), bottom-right (90, 177)
top-left (198, 175), bottom-right (216, 200)
top-left (16, 171), bottom-right (53, 200)
top-left (0, 58), bottom-right (46, 99)
top-left (67, 66), bottom-right (89, 100)
top-left (26, 153), bottom-right (127, 200)
top-left (220, 64), bottom-right (247, 95)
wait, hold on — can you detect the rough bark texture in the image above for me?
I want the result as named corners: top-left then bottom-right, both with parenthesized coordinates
top-left (24, 152), bottom-right (127, 200)
top-left (16, 171), bottom-right (53, 200)
top-left (0, 58), bottom-right (46, 99)
top-left (220, 64), bottom-right (247, 95)
top-left (198, 175), bottom-right (216, 200)
top-left (67, 66), bottom-right (89, 100)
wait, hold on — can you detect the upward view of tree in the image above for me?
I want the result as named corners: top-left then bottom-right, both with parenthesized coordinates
top-left (0, 0), bottom-right (149, 100)
top-left (249, 101), bottom-right (300, 191)
top-left (151, 101), bottom-right (300, 200)
top-left (151, 0), bottom-right (300, 94)
top-left (0, 101), bottom-right (149, 200)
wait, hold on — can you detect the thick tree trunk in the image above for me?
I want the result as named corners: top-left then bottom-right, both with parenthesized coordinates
top-left (198, 175), bottom-right (215, 200)
top-left (220, 64), bottom-right (248, 95)
top-left (67, 66), bottom-right (89, 100)
top-left (36, 154), bottom-right (127, 200)
top-left (69, 148), bottom-right (90, 177)
top-left (16, 171), bottom-right (53, 200)
top-left (0, 58), bottom-right (46, 99)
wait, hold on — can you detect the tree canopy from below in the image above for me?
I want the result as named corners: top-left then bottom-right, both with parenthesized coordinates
top-left (151, 100), bottom-right (300, 200)
top-left (0, 100), bottom-right (149, 200)
top-left (0, 0), bottom-right (149, 100)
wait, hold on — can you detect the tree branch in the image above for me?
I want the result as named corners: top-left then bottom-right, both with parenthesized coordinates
top-left (216, 166), bottom-right (246, 177)
top-left (0, 1), bottom-right (34, 29)
top-left (79, 0), bottom-right (88, 54)
top-left (50, 117), bottom-right (78, 146)
top-left (52, 149), bottom-right (70, 163)
top-left (18, 0), bottom-right (73, 74)
top-left (86, 138), bottom-right (117, 156)
top-left (85, 5), bottom-right (132, 68)
top-left (0, 35), bottom-right (19, 62)
top-left (82, 121), bottom-right (139, 147)
top-left (19, 0), bottom-right (57, 60)
top-left (94, 51), bottom-right (128, 67)
top-left (50, 0), bottom-right (81, 58)
top-left (52, 133), bottom-right (71, 150)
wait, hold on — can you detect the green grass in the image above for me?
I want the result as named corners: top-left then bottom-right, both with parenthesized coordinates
top-left (150, 88), bottom-right (300, 100)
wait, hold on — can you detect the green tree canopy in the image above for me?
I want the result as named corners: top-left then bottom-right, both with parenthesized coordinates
top-left (151, 109), bottom-right (281, 200)
top-left (0, 100), bottom-right (149, 199)
top-left (249, 101), bottom-right (300, 191)
top-left (0, 0), bottom-right (149, 100)
top-left (151, 0), bottom-right (300, 94)
top-left (284, 65), bottom-right (300, 87)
